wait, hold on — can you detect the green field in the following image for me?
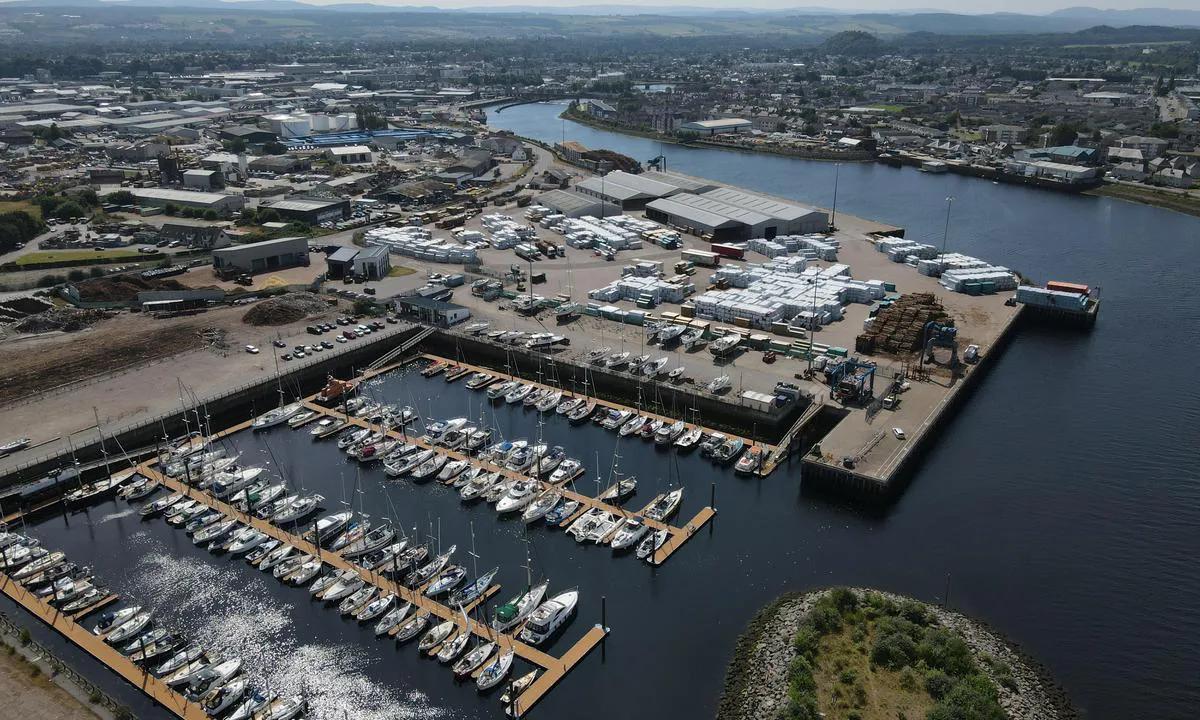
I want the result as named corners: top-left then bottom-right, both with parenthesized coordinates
top-left (0, 201), bottom-right (41, 221)
top-left (14, 249), bottom-right (144, 266)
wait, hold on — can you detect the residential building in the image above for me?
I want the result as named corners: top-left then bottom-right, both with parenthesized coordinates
top-left (1118, 135), bottom-right (1170, 158)
top-left (980, 124), bottom-right (1029, 144)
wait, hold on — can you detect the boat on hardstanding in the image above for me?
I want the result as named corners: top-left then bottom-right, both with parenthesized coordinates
top-left (519, 588), bottom-right (579, 646)
top-left (584, 346), bottom-right (611, 364)
top-left (706, 374), bottom-right (732, 393)
top-left (709, 333), bottom-right (741, 357)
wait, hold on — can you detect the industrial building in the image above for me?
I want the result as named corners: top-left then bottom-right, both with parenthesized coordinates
top-left (537, 189), bottom-right (621, 219)
top-left (645, 188), bottom-right (829, 241)
top-left (325, 245), bottom-right (391, 281)
top-left (261, 196), bottom-right (350, 225)
top-left (182, 169), bottom-right (223, 190)
top-left (212, 236), bottom-right (309, 275)
top-left (131, 188), bottom-right (247, 216)
top-left (679, 118), bottom-right (752, 135)
top-left (218, 125), bottom-right (278, 145)
top-left (574, 170), bottom-right (683, 210)
top-left (327, 145), bottom-right (373, 165)
top-left (394, 296), bottom-right (471, 328)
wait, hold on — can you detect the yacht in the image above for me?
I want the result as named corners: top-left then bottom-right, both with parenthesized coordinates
top-left (256, 544), bottom-right (295, 572)
top-left (566, 508), bottom-right (605, 541)
top-left (437, 459), bottom-right (471, 483)
top-left (271, 494), bottom-right (323, 525)
top-left (548, 458), bottom-right (583, 484)
top-left (423, 565), bottom-right (467, 597)
top-left (518, 589), bottom-right (579, 646)
top-left (139, 492), bottom-right (183, 517)
top-left (453, 641), bottom-right (496, 678)
top-left (448, 567), bottom-right (498, 607)
top-left (201, 676), bottom-right (247, 717)
top-left (465, 372), bottom-right (495, 390)
top-left (556, 397), bottom-right (582, 416)
top-left (435, 626), bottom-right (471, 663)
top-left (261, 696), bottom-right (306, 720)
top-left (163, 656), bottom-right (211, 688)
top-left (600, 476), bottom-right (638, 503)
top-left (610, 516), bottom-right (650, 551)
top-left (476, 650), bottom-right (515, 691)
top-left (226, 689), bottom-right (273, 720)
top-left (709, 334), bottom-right (742, 357)
top-left (601, 409), bottom-right (633, 430)
top-left (604, 351), bottom-right (630, 369)
top-left (543, 498), bottom-right (580, 526)
top-left (459, 471), bottom-right (500, 501)
top-left (504, 384), bottom-right (534, 405)
top-left (152, 645), bottom-right (204, 678)
top-left (706, 374), bottom-right (732, 393)
top-left (405, 545), bottom-right (456, 587)
top-left (522, 387), bottom-right (546, 408)
top-left (338, 586), bottom-right (378, 616)
top-left (386, 448), bottom-right (434, 477)
top-left (424, 417), bottom-right (468, 443)
top-left (342, 524), bottom-right (396, 559)
top-left (374, 602), bottom-right (412, 636)
top-left (92, 605), bottom-right (142, 636)
top-left (227, 529), bottom-right (269, 556)
top-left (675, 426), bottom-right (704, 451)
top-left (193, 519), bottom-right (238, 547)
top-left (734, 446), bottom-right (765, 475)
top-left (286, 410), bottom-right (315, 428)
top-left (210, 467), bottom-right (265, 500)
top-left (309, 417), bottom-right (345, 437)
top-left (645, 488), bottom-right (684, 522)
top-left (713, 437), bottom-right (746, 466)
top-left (493, 579), bottom-right (549, 633)
top-left (417, 619), bottom-right (455, 652)
top-left (409, 453), bottom-right (448, 481)
top-left (64, 474), bottom-right (129, 508)
top-left (535, 390), bottom-right (563, 413)
top-left (105, 612), bottom-right (152, 645)
top-left (637, 528), bottom-right (670, 561)
top-left (521, 488), bottom-right (562, 523)
top-left (251, 403), bottom-right (302, 431)
top-left (567, 401), bottom-right (597, 425)
top-left (586, 512), bottom-right (622, 543)
top-left (584, 346), bottom-right (611, 364)
top-left (655, 420), bottom-right (687, 446)
top-left (393, 611), bottom-right (430, 643)
top-left (536, 446), bottom-right (566, 476)
top-left (355, 593), bottom-right (396, 623)
top-left (440, 426), bottom-right (473, 450)
top-left (496, 480), bottom-right (540, 514)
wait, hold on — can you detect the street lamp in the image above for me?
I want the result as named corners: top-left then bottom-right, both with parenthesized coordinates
top-left (830, 162), bottom-right (840, 231)
top-left (941, 196), bottom-right (954, 257)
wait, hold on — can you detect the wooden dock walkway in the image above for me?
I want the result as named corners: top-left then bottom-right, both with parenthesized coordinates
top-left (297, 398), bottom-right (715, 567)
top-left (138, 461), bottom-right (606, 715)
top-left (0, 573), bottom-right (208, 720)
top-left (416, 353), bottom-right (774, 453)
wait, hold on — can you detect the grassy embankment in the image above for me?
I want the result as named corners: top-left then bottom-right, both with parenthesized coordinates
top-left (1086, 183), bottom-right (1200, 217)
top-left (14, 250), bottom-right (144, 266)
top-left (0, 201), bottom-right (42, 221)
top-left (781, 589), bottom-right (1008, 720)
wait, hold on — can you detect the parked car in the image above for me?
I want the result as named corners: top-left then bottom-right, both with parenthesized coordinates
top-left (245, 345), bottom-right (260, 354)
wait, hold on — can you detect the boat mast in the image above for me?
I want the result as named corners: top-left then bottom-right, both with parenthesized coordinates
top-left (92, 406), bottom-right (111, 480)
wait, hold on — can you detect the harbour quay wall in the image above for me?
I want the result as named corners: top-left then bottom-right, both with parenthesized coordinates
top-left (424, 330), bottom-right (809, 442)
top-left (0, 325), bottom-right (427, 494)
top-left (800, 305), bottom-right (1026, 503)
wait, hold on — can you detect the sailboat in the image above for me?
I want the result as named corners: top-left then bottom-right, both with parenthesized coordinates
top-left (493, 551), bottom-right (548, 633)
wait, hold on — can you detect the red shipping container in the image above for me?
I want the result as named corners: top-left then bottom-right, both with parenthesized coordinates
top-left (710, 243), bottom-right (745, 259)
top-left (1046, 280), bottom-right (1089, 295)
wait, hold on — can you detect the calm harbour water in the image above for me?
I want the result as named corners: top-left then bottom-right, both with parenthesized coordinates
top-left (4, 103), bottom-right (1199, 720)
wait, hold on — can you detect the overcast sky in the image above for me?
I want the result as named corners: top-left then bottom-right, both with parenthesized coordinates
top-left (286, 0), bottom-right (1200, 12)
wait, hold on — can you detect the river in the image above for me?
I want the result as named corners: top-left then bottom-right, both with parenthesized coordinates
top-left (2, 103), bottom-right (1197, 720)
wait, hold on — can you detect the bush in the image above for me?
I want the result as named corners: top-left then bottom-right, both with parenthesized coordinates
top-left (256, 208), bottom-right (281, 223)
top-left (925, 669), bottom-right (953, 699)
top-left (899, 600), bottom-right (930, 626)
top-left (917, 628), bottom-right (975, 678)
top-left (792, 625), bottom-right (820, 661)
top-left (51, 200), bottom-right (88, 221)
top-left (779, 692), bottom-right (821, 720)
top-left (810, 604), bottom-right (843, 634)
top-left (88, 690), bottom-right (103, 704)
top-left (67, 269), bottom-right (85, 282)
top-left (787, 655), bottom-right (816, 695)
top-left (899, 665), bottom-right (920, 691)
top-left (163, 203), bottom-right (179, 216)
top-left (927, 674), bottom-right (1005, 720)
top-left (872, 631), bottom-right (917, 670)
top-left (829, 587), bottom-right (859, 617)
top-left (202, 209), bottom-right (219, 221)
top-left (104, 190), bottom-right (135, 205)
top-left (35, 274), bottom-right (65, 288)
top-left (19, 628), bottom-right (30, 646)
top-left (839, 668), bottom-right (857, 684)
top-left (89, 266), bottom-right (105, 278)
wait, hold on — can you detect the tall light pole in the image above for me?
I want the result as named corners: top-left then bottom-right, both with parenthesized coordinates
top-left (941, 196), bottom-right (954, 257)
top-left (830, 162), bottom-right (840, 231)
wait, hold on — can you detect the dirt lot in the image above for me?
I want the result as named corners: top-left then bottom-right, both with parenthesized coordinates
top-left (0, 647), bottom-right (101, 720)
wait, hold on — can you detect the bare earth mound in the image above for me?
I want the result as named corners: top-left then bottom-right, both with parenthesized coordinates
top-left (242, 292), bottom-right (331, 326)
top-left (75, 275), bottom-right (190, 302)
top-left (12, 308), bottom-right (109, 334)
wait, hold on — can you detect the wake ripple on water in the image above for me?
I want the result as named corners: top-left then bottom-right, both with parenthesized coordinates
top-left (97, 508), bottom-right (137, 524)
top-left (129, 549), bottom-right (449, 720)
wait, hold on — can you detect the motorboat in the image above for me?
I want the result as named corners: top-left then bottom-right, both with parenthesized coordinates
top-left (640, 418), bottom-right (663, 441)
top-left (734, 446), bottom-right (765, 475)
top-left (709, 334), bottom-right (742, 357)
top-left (655, 420), bottom-right (687, 446)
top-left (437, 459), bottom-right (471, 483)
top-left (641, 356), bottom-right (670, 377)
top-left (320, 574), bottom-right (365, 603)
top-left (252, 403), bottom-right (302, 431)
top-left (421, 360), bottom-right (448, 377)
top-left (464, 428), bottom-right (493, 453)
top-left (567, 401), bottom-right (597, 425)
top-left (211, 467), bottom-right (266, 500)
top-left (163, 656), bottom-right (211, 688)
top-left (410, 453), bottom-right (449, 481)
top-left (504, 445), bottom-right (540, 473)
top-left (417, 619), bottom-right (455, 652)
top-left (483, 440), bottom-right (514, 462)
top-left (601, 409), bottom-right (633, 431)
top-left (0, 437), bottom-right (30, 455)
top-left (604, 351), bottom-right (630, 369)
top-left (486, 381), bottom-right (518, 401)
top-left (424, 417), bottom-right (469, 443)
top-left (92, 605), bottom-right (141, 636)
top-left (585, 346), bottom-right (611, 364)
top-left (453, 641), bottom-right (496, 678)
top-left (355, 439), bottom-right (398, 462)
top-left (286, 410), bottom-right (316, 428)
top-left (286, 558), bottom-right (323, 586)
top-left (714, 437), bottom-right (746, 466)
top-left (23, 560), bottom-right (80, 589)
top-left (305, 511), bottom-right (353, 545)
top-left (522, 387), bottom-right (545, 408)
top-left (496, 480), bottom-right (540, 514)
top-left (698, 432), bottom-right (726, 459)
top-left (637, 528), bottom-right (669, 561)
top-left (667, 366), bottom-right (687, 382)
top-left (610, 516), bottom-right (650, 551)
top-left (497, 439), bottom-right (528, 464)
top-left (234, 482), bottom-right (286, 512)
top-left (12, 550), bottom-right (65, 581)
top-left (453, 466), bottom-right (487, 491)
top-left (338, 586), bottom-right (378, 616)
top-left (543, 498), bottom-right (580, 526)
top-left (162, 498), bottom-right (199, 522)
top-left (423, 565), bottom-right (467, 597)
top-left (706, 374), bottom-right (732, 393)
top-left (355, 593), bottom-right (396, 623)
top-left (309, 417), bottom-right (346, 436)
top-left (656, 324), bottom-right (686, 345)
top-left (476, 649), bottom-right (514, 691)
top-left (548, 458), bottom-right (583, 485)
top-left (61, 586), bottom-right (108, 614)
top-left (681, 328), bottom-right (706, 349)
top-left (120, 627), bottom-right (169, 656)
top-left (440, 426), bottom-right (473, 450)
top-left (535, 390), bottom-right (563, 413)
top-left (272, 494), bottom-right (323, 525)
top-left (447, 566), bottom-right (498, 607)
top-left (536, 446), bottom-right (566, 476)
top-left (484, 478), bottom-right (517, 504)
top-left (227, 529), bottom-right (269, 556)
top-left (394, 611), bottom-right (431, 643)
top-left (122, 478), bottom-right (157, 501)
top-left (566, 508), bottom-right (606, 541)
top-left (493, 579), bottom-right (549, 633)
top-left (522, 488), bottom-right (562, 523)
top-left (518, 588), bottom-right (579, 646)
top-left (104, 612), bottom-right (152, 645)
top-left (374, 602), bottom-right (412, 636)
top-left (128, 632), bottom-right (182, 664)
top-left (246, 540), bottom-right (280, 564)
top-left (436, 627), bottom-right (470, 663)
top-left (645, 488), bottom-right (684, 522)
top-left (337, 428), bottom-right (371, 451)
top-left (465, 372), bottom-right (495, 390)
top-left (675, 426), bottom-right (703, 451)
top-left (504, 384), bottom-right (534, 405)
top-left (600, 476), bottom-right (638, 503)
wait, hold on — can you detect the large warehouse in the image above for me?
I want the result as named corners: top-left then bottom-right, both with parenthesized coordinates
top-left (212, 236), bottom-right (309, 275)
top-left (131, 188), bottom-right (247, 216)
top-left (645, 188), bottom-right (828, 241)
top-left (261, 196), bottom-right (351, 225)
top-left (537, 189), bottom-right (620, 219)
top-left (574, 170), bottom-right (684, 210)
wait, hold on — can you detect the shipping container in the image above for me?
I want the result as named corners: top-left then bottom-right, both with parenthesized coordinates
top-left (1046, 280), bottom-right (1090, 295)
top-left (710, 243), bottom-right (746, 260)
top-left (681, 249), bottom-right (719, 267)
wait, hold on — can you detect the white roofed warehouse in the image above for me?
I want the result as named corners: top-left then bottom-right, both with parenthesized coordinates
top-left (645, 188), bottom-right (828, 241)
top-left (130, 188), bottom-right (247, 216)
top-left (679, 118), bottom-right (753, 136)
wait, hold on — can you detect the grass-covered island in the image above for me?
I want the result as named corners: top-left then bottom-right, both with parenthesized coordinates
top-left (718, 588), bottom-right (1072, 720)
